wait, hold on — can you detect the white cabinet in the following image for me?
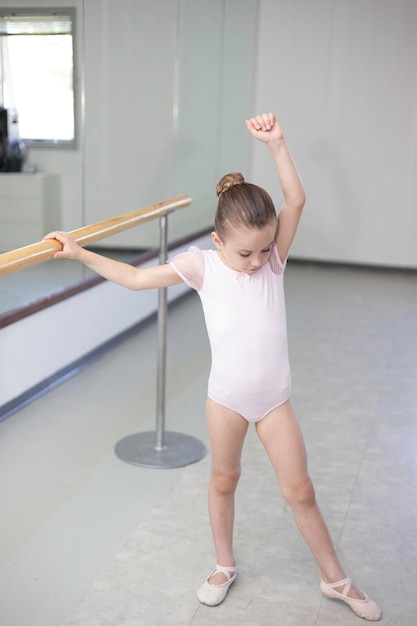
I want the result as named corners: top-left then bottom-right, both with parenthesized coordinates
top-left (0, 173), bottom-right (60, 251)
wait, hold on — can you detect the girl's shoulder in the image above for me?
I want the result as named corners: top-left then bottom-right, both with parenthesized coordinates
top-left (168, 245), bottom-right (207, 291)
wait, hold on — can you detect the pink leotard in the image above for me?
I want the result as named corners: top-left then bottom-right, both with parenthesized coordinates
top-left (169, 244), bottom-right (291, 422)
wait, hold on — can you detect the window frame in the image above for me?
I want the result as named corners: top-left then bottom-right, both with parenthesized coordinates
top-left (0, 6), bottom-right (77, 149)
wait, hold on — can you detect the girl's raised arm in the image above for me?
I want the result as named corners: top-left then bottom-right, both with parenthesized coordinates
top-left (43, 231), bottom-right (184, 290)
top-left (246, 113), bottom-right (305, 262)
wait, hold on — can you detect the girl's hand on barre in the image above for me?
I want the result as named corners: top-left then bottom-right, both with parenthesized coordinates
top-left (43, 231), bottom-right (83, 260)
top-left (43, 230), bottom-right (184, 290)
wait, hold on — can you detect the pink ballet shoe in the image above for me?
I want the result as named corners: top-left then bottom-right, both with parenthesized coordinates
top-left (197, 564), bottom-right (237, 606)
top-left (320, 577), bottom-right (381, 621)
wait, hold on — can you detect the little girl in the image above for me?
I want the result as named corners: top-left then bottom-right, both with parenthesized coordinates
top-left (45, 112), bottom-right (381, 621)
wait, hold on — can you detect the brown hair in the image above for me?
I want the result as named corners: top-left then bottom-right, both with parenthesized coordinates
top-left (214, 172), bottom-right (277, 240)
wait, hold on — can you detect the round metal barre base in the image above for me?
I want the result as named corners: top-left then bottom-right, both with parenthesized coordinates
top-left (115, 431), bottom-right (207, 469)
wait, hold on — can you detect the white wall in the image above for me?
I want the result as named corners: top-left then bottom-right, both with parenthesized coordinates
top-left (174, 0), bottom-right (258, 241)
top-left (82, 0), bottom-right (179, 247)
top-left (252, 0), bottom-right (417, 268)
top-left (83, 0), bottom-right (258, 247)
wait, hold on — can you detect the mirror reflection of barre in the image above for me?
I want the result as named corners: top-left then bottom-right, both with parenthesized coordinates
top-left (0, 107), bottom-right (26, 172)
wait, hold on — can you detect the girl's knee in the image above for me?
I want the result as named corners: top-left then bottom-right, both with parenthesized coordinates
top-left (210, 466), bottom-right (241, 496)
top-left (281, 477), bottom-right (316, 507)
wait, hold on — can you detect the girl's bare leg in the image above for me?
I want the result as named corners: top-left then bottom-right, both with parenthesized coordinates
top-left (255, 399), bottom-right (365, 600)
top-left (205, 397), bottom-right (249, 585)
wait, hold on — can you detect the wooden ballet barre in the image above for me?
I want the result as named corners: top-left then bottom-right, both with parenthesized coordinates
top-left (0, 195), bottom-right (191, 277)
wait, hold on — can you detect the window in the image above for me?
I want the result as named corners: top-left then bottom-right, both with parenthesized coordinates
top-left (0, 8), bottom-right (75, 147)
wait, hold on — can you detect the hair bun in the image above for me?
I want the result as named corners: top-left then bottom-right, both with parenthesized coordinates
top-left (216, 172), bottom-right (245, 197)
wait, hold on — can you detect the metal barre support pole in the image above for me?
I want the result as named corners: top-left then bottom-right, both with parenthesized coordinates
top-left (115, 213), bottom-right (206, 468)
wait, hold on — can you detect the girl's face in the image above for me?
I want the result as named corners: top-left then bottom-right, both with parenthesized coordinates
top-left (212, 220), bottom-right (277, 275)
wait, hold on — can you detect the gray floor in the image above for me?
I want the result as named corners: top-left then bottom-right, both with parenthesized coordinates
top-left (1, 261), bottom-right (416, 626)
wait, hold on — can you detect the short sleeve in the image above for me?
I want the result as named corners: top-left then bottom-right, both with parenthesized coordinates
top-left (168, 246), bottom-right (205, 291)
top-left (269, 243), bottom-right (287, 275)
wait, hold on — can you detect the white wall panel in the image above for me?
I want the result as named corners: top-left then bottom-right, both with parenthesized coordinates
top-left (252, 0), bottom-right (417, 268)
top-left (83, 0), bottom-right (178, 248)
top-left (169, 0), bottom-right (259, 241)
